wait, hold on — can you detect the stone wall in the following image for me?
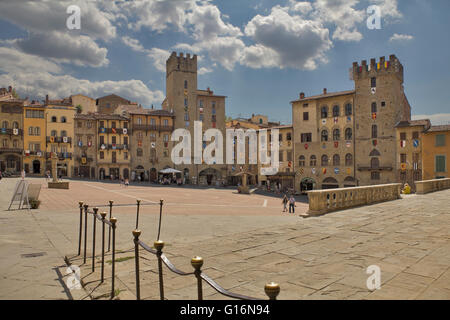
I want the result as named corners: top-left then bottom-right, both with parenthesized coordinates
top-left (307, 183), bottom-right (401, 216)
top-left (415, 178), bottom-right (450, 195)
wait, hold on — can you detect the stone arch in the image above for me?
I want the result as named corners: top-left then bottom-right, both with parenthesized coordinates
top-left (322, 177), bottom-right (339, 189)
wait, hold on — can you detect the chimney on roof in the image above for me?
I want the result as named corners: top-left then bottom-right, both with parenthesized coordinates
top-left (323, 88), bottom-right (327, 95)
top-left (45, 94), bottom-right (49, 103)
top-left (300, 92), bottom-right (305, 99)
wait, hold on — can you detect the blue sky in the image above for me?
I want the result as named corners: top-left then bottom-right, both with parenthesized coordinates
top-left (0, 0), bottom-right (449, 125)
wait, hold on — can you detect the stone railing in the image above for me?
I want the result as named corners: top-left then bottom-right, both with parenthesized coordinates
top-left (415, 178), bottom-right (450, 195)
top-left (307, 183), bottom-right (401, 216)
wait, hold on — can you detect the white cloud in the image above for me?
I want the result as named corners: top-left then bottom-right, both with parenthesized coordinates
top-left (147, 48), bottom-right (171, 72)
top-left (389, 33), bottom-right (414, 42)
top-left (369, 0), bottom-right (403, 21)
top-left (412, 114), bottom-right (450, 126)
top-left (242, 6), bottom-right (332, 70)
top-left (15, 32), bottom-right (109, 67)
top-left (198, 67), bottom-right (213, 75)
top-left (0, 47), bottom-right (61, 74)
top-left (121, 36), bottom-right (146, 53)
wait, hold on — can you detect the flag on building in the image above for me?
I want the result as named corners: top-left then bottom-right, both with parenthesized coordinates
top-left (400, 140), bottom-right (406, 148)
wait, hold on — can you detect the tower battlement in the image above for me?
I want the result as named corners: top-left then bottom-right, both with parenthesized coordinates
top-left (352, 54), bottom-right (403, 82)
top-left (166, 51), bottom-right (198, 76)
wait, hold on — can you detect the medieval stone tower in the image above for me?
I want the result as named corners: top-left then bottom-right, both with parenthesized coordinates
top-left (352, 54), bottom-right (411, 186)
top-left (165, 52), bottom-right (198, 131)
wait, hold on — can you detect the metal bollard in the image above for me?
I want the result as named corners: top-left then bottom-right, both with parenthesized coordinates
top-left (100, 212), bottom-right (106, 283)
top-left (135, 199), bottom-right (141, 229)
top-left (83, 204), bottom-right (89, 264)
top-left (78, 201), bottom-right (83, 256)
top-left (108, 200), bottom-right (113, 252)
top-left (157, 199), bottom-right (163, 240)
top-left (110, 217), bottom-right (117, 299)
top-left (155, 240), bottom-right (165, 300)
top-left (92, 207), bottom-right (98, 272)
top-left (264, 282), bottom-right (280, 300)
top-left (191, 256), bottom-right (203, 300)
top-left (133, 230), bottom-right (141, 300)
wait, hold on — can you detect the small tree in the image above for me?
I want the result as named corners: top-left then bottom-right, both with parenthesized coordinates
top-left (75, 104), bottom-right (83, 114)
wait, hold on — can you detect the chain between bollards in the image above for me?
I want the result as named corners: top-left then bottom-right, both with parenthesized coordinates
top-left (191, 256), bottom-right (203, 300)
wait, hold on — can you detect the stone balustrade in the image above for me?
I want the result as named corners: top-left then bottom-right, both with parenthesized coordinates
top-left (415, 178), bottom-right (450, 195)
top-left (307, 183), bottom-right (401, 216)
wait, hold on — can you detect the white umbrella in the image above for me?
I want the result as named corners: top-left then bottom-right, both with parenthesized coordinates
top-left (159, 168), bottom-right (182, 174)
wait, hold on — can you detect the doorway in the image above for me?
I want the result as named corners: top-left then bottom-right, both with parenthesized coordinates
top-left (32, 160), bottom-right (41, 174)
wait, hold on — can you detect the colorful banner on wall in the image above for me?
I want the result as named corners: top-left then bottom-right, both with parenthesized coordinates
top-left (13, 128), bottom-right (18, 135)
top-left (400, 140), bottom-right (406, 148)
top-left (123, 128), bottom-right (128, 135)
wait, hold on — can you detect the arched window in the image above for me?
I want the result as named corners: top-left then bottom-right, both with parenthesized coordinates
top-left (61, 130), bottom-right (67, 137)
top-left (51, 130), bottom-right (57, 137)
top-left (345, 128), bottom-right (352, 140)
top-left (61, 116), bottom-right (66, 123)
top-left (2, 121), bottom-right (8, 128)
top-left (371, 102), bottom-right (377, 113)
top-left (321, 155), bottom-right (329, 166)
top-left (345, 103), bottom-right (352, 116)
top-left (332, 105), bottom-right (340, 117)
top-left (345, 153), bottom-right (353, 166)
top-left (333, 154), bottom-right (340, 166)
top-left (13, 122), bottom-right (19, 129)
top-left (372, 125), bottom-right (377, 139)
top-left (298, 155), bottom-right (305, 167)
top-left (34, 127), bottom-right (40, 136)
top-left (321, 106), bottom-right (328, 119)
top-left (51, 116), bottom-right (57, 122)
top-left (184, 80), bottom-right (188, 89)
top-left (137, 148), bottom-right (143, 157)
top-left (310, 155), bottom-right (317, 166)
top-left (371, 157), bottom-right (379, 168)
top-left (28, 127), bottom-right (34, 136)
top-left (321, 129), bottom-right (328, 142)
top-left (333, 129), bottom-right (340, 141)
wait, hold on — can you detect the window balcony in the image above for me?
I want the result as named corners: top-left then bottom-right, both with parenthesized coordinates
top-left (0, 128), bottom-right (23, 136)
top-left (98, 127), bottom-right (130, 134)
top-left (46, 136), bottom-right (72, 143)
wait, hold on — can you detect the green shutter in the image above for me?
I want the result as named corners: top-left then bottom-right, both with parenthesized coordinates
top-left (436, 135), bottom-right (445, 147)
top-left (436, 155), bottom-right (446, 172)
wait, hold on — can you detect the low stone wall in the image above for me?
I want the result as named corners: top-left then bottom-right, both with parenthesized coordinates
top-left (415, 178), bottom-right (450, 195)
top-left (48, 182), bottom-right (70, 189)
top-left (307, 183), bottom-right (401, 216)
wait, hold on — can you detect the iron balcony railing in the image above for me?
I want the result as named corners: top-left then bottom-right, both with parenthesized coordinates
top-left (98, 144), bottom-right (129, 151)
top-left (45, 152), bottom-right (72, 159)
top-left (0, 147), bottom-right (22, 154)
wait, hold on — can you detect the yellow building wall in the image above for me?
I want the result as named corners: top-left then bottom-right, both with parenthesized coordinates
top-left (23, 106), bottom-right (46, 175)
top-left (422, 131), bottom-right (450, 180)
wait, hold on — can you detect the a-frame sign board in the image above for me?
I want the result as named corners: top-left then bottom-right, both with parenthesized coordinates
top-left (8, 179), bottom-right (30, 211)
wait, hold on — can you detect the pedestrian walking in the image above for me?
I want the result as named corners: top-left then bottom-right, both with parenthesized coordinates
top-left (289, 195), bottom-right (296, 214)
top-left (282, 194), bottom-right (288, 212)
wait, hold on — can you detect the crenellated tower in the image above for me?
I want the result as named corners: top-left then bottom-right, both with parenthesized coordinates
top-left (353, 54), bottom-right (411, 186)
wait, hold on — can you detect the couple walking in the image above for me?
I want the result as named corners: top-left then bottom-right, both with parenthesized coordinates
top-left (282, 194), bottom-right (296, 213)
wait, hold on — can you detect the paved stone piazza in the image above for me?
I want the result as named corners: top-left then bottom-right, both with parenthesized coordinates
top-left (0, 177), bottom-right (449, 300)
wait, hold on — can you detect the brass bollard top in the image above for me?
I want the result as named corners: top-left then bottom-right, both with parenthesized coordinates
top-left (136, 199), bottom-right (141, 204)
top-left (83, 204), bottom-right (89, 209)
top-left (154, 240), bottom-right (164, 251)
top-left (160, 199), bottom-right (164, 204)
top-left (110, 217), bottom-right (117, 225)
top-left (79, 201), bottom-right (84, 207)
top-left (93, 207), bottom-right (99, 213)
top-left (100, 212), bottom-right (107, 219)
top-left (191, 256), bottom-right (203, 271)
top-left (132, 229), bottom-right (141, 238)
top-left (109, 200), bottom-right (114, 205)
top-left (264, 282), bottom-right (280, 300)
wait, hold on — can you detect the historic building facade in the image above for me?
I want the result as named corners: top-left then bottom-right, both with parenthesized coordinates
top-left (74, 114), bottom-right (98, 178)
top-left (128, 108), bottom-right (174, 182)
top-left (45, 98), bottom-right (76, 177)
top-left (163, 52), bottom-right (227, 185)
top-left (422, 125), bottom-right (450, 180)
top-left (0, 95), bottom-right (24, 173)
top-left (96, 114), bottom-right (130, 180)
top-left (23, 102), bottom-right (46, 175)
